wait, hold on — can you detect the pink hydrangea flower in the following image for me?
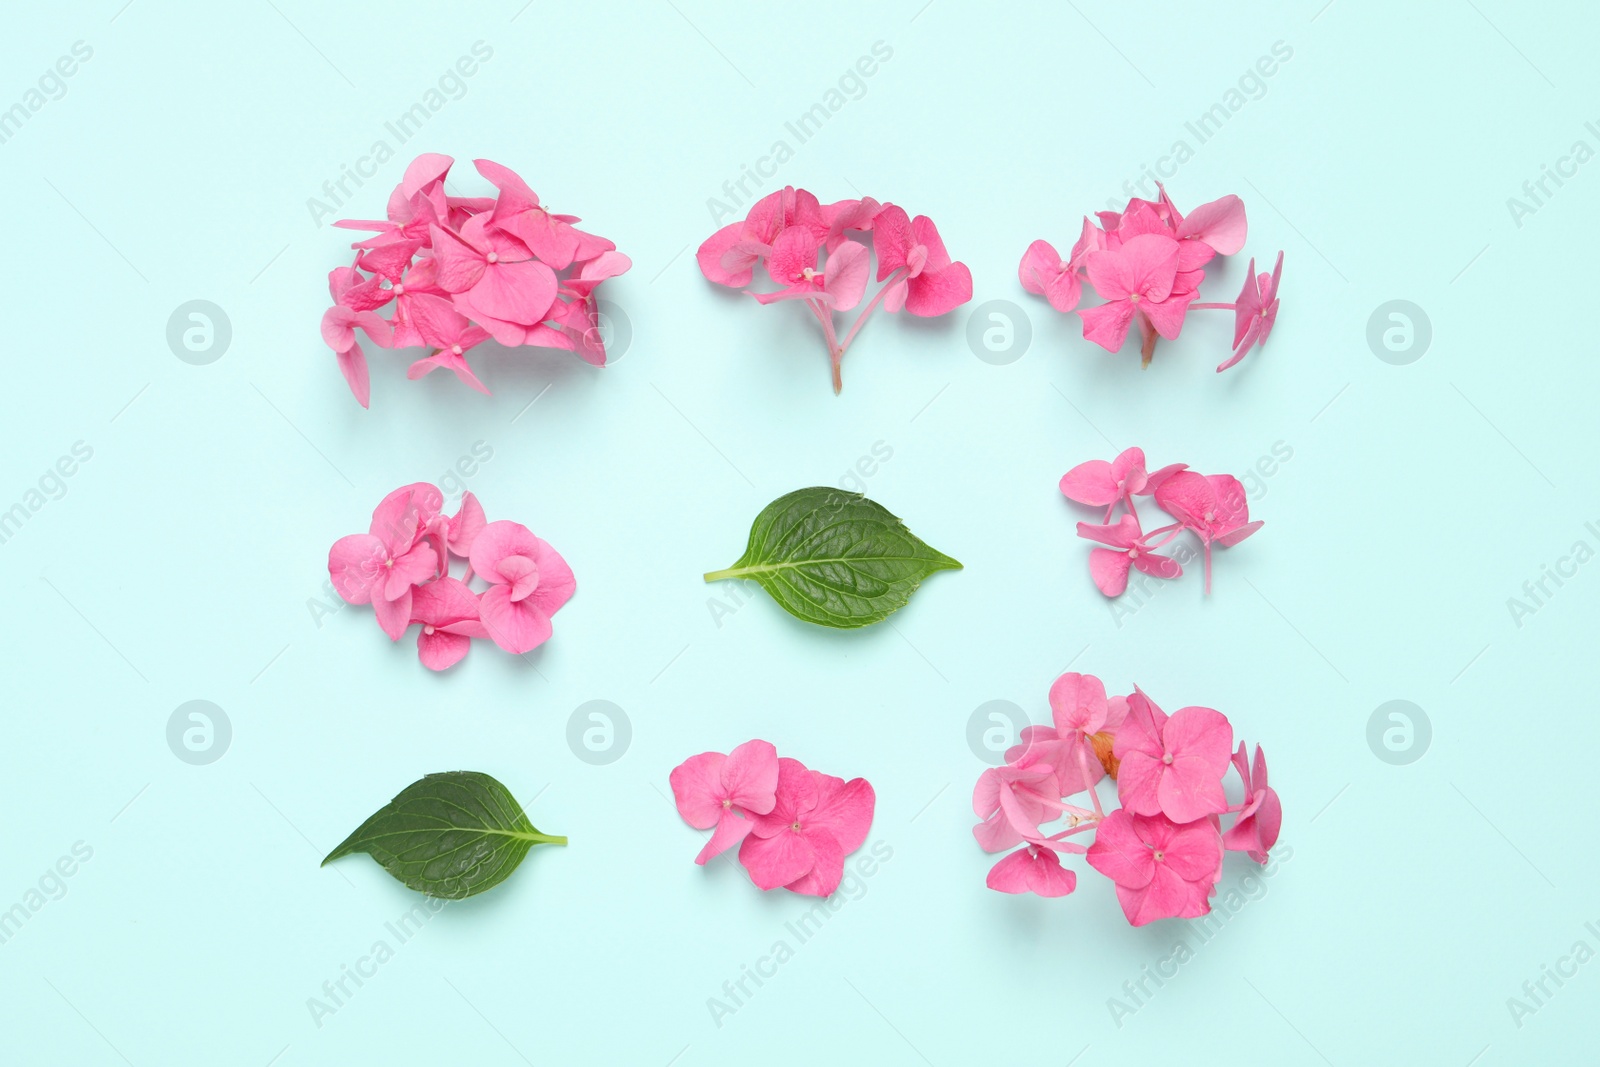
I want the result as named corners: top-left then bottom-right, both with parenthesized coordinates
top-left (327, 485), bottom-right (574, 670)
top-left (698, 188), bottom-right (970, 392)
top-left (1223, 743), bottom-right (1282, 863)
top-left (1076, 514), bottom-right (1184, 597)
top-left (409, 576), bottom-right (488, 671)
top-left (1017, 186), bottom-right (1281, 373)
top-left (986, 841), bottom-right (1079, 898)
top-left (972, 763), bottom-right (1061, 853)
top-left (1152, 471), bottom-right (1263, 593)
top-left (740, 757), bottom-right (875, 896)
top-left (320, 153), bottom-right (630, 405)
top-left (468, 520), bottom-right (576, 655)
top-left (1086, 810), bottom-right (1223, 925)
top-left (1114, 696), bottom-right (1233, 824)
top-left (669, 740), bottom-right (780, 865)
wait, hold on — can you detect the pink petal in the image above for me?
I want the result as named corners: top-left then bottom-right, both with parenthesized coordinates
top-left (669, 752), bottom-right (728, 829)
top-left (871, 205), bottom-right (913, 278)
top-left (783, 831), bottom-right (845, 896)
top-left (1087, 548), bottom-right (1134, 597)
top-left (805, 774), bottom-right (875, 855)
top-left (335, 344), bottom-right (370, 408)
top-left (738, 828), bottom-right (817, 891)
top-left (1078, 299), bottom-right (1136, 352)
top-left (524, 538), bottom-right (576, 617)
top-left (469, 260), bottom-right (558, 326)
top-left (1049, 672), bottom-right (1108, 734)
top-left (401, 153), bottom-right (454, 199)
top-left (447, 492), bottom-right (486, 556)
top-left (417, 628), bottom-right (471, 671)
top-left (823, 240), bottom-right (870, 311)
top-left (468, 520), bottom-right (540, 585)
top-left (1018, 239), bottom-right (1061, 296)
top-left (477, 584), bottom-right (553, 654)
top-left (328, 534), bottom-right (385, 604)
top-left (1086, 809), bottom-right (1156, 890)
top-left (1176, 194), bottom-right (1247, 256)
top-left (722, 740), bottom-right (780, 815)
top-left (695, 809), bottom-right (755, 865)
top-left (904, 262), bottom-right (972, 317)
top-left (987, 846), bottom-right (1077, 897)
top-left (372, 586), bottom-right (412, 642)
top-left (1058, 459), bottom-right (1118, 506)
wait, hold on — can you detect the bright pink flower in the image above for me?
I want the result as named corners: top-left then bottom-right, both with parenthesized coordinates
top-left (468, 520), bottom-right (575, 655)
top-left (403, 293), bottom-right (494, 395)
top-left (752, 228), bottom-right (869, 310)
top-left (871, 205), bottom-right (973, 316)
top-left (430, 217), bottom-right (558, 328)
top-left (409, 577), bottom-right (488, 671)
top-left (696, 188), bottom-right (818, 286)
top-left (1152, 471), bottom-right (1262, 592)
top-left (320, 305), bottom-right (393, 409)
top-left (1017, 219), bottom-right (1098, 314)
top-left (1087, 809), bottom-right (1223, 925)
top-left (475, 158), bottom-right (611, 270)
top-left (1059, 446), bottom-right (1185, 521)
top-left (972, 763), bottom-right (1060, 852)
top-left (1078, 233), bottom-right (1196, 359)
top-left (1216, 252), bottom-right (1284, 372)
top-left (1223, 743), bottom-right (1281, 863)
top-left (328, 486), bottom-right (442, 641)
top-left (1114, 699), bottom-right (1233, 823)
top-left (1076, 514), bottom-right (1184, 597)
top-left (987, 841), bottom-right (1078, 898)
top-left (669, 740), bottom-right (781, 865)
top-left (1176, 193), bottom-right (1248, 260)
top-left (740, 758), bottom-right (875, 896)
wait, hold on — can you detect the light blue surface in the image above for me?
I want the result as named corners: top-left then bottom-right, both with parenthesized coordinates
top-left (1, 1), bottom-right (1593, 1063)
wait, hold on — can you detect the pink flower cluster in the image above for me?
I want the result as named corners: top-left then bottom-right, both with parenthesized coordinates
top-left (1060, 447), bottom-right (1262, 596)
top-left (698, 187), bottom-right (973, 392)
top-left (1019, 185), bottom-right (1283, 372)
top-left (327, 483), bottom-right (574, 669)
top-left (320, 153), bottom-right (631, 407)
top-left (974, 672), bottom-right (1281, 926)
top-left (670, 740), bottom-right (876, 898)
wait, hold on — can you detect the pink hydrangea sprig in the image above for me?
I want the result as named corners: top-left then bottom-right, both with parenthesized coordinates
top-left (669, 739), bottom-right (875, 898)
top-left (327, 483), bottom-right (574, 669)
top-left (698, 187), bottom-right (973, 393)
top-left (1019, 185), bottom-right (1283, 372)
top-left (974, 672), bottom-right (1283, 926)
top-left (1060, 447), bottom-right (1262, 595)
top-left (320, 153), bottom-right (631, 407)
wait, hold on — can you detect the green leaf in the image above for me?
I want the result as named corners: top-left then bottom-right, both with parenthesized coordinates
top-left (323, 771), bottom-right (565, 899)
top-left (704, 487), bottom-right (961, 629)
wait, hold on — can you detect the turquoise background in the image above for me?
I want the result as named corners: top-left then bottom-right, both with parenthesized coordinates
top-left (1, 1), bottom-right (1593, 1063)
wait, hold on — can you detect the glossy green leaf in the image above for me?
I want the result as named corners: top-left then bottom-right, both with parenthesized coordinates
top-left (704, 487), bottom-right (961, 628)
top-left (323, 771), bottom-right (565, 899)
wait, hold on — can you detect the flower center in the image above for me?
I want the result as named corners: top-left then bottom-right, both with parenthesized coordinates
top-left (723, 798), bottom-right (733, 809)
top-left (801, 267), bottom-right (817, 282)
top-left (791, 821), bottom-right (802, 833)
top-left (423, 624), bottom-right (435, 635)
top-left (383, 557), bottom-right (395, 569)
top-left (1203, 511), bottom-right (1214, 522)
top-left (451, 344), bottom-right (463, 355)
top-left (1129, 293), bottom-right (1141, 304)
top-left (1162, 753), bottom-right (1173, 765)
top-left (393, 284), bottom-right (405, 296)
top-left (1057, 260), bottom-right (1070, 273)
top-left (1153, 849), bottom-right (1165, 862)
top-left (1128, 547), bottom-right (1139, 559)
top-left (486, 251), bottom-right (499, 264)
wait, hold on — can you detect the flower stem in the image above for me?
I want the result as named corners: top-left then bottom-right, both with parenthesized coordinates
top-left (837, 268), bottom-right (908, 355)
top-left (1187, 302), bottom-right (1236, 310)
